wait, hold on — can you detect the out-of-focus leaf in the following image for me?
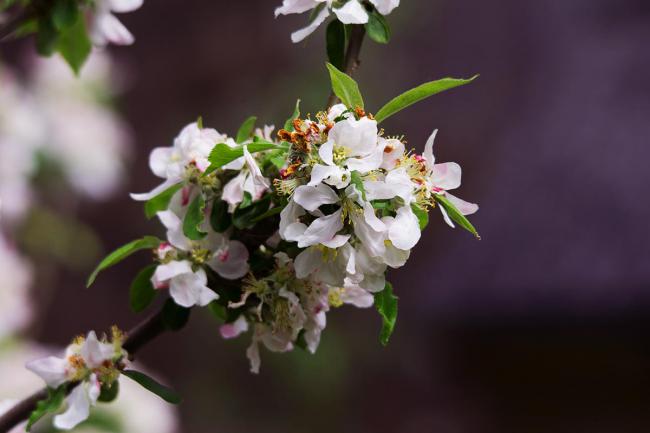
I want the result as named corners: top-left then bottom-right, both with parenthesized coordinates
top-left (161, 298), bottom-right (191, 331)
top-left (27, 385), bottom-right (66, 431)
top-left (326, 62), bottom-right (364, 109)
top-left (183, 194), bottom-right (207, 240)
top-left (87, 236), bottom-right (160, 287)
top-left (204, 141), bottom-right (282, 175)
top-left (52, 0), bottom-right (79, 30)
top-left (374, 282), bottom-right (398, 346)
top-left (130, 265), bottom-right (158, 313)
top-left (434, 194), bottom-right (480, 239)
top-left (284, 99), bottom-right (301, 131)
top-left (411, 204), bottom-right (429, 230)
top-left (97, 380), bottom-right (119, 403)
top-left (210, 199), bottom-right (231, 232)
top-left (55, 14), bottom-right (91, 74)
top-left (122, 370), bottom-right (182, 404)
top-left (236, 116), bottom-right (257, 143)
top-left (232, 195), bottom-right (272, 229)
top-left (365, 9), bottom-right (390, 44)
top-left (326, 20), bottom-right (346, 70)
top-left (144, 183), bottom-right (182, 219)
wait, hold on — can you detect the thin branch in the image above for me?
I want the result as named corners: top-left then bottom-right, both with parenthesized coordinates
top-left (327, 24), bottom-right (366, 108)
top-left (0, 309), bottom-right (167, 433)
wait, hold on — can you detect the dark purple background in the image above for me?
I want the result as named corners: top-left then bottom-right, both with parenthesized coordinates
top-left (7, 0), bottom-right (650, 432)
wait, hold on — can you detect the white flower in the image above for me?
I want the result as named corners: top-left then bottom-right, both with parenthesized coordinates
top-left (422, 130), bottom-right (479, 227)
top-left (25, 331), bottom-right (120, 430)
top-left (131, 122), bottom-right (224, 201)
top-left (89, 0), bottom-right (144, 47)
top-left (221, 145), bottom-right (270, 212)
top-left (369, 0), bottom-right (400, 15)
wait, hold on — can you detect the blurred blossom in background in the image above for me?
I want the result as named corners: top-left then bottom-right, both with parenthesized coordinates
top-left (2, 0), bottom-right (650, 432)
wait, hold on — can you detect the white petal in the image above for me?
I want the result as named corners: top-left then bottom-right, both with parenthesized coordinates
top-left (294, 247), bottom-right (322, 279)
top-left (53, 384), bottom-right (91, 430)
top-left (220, 315), bottom-right (249, 339)
top-left (25, 356), bottom-right (68, 388)
top-left (279, 200), bottom-right (306, 239)
top-left (431, 162), bottom-right (462, 191)
top-left (297, 209), bottom-right (344, 248)
top-left (284, 222), bottom-right (308, 242)
top-left (107, 0), bottom-right (143, 13)
top-left (209, 240), bottom-right (250, 280)
top-left (321, 234), bottom-right (350, 249)
top-left (351, 212), bottom-right (386, 258)
top-left (327, 103), bottom-right (350, 122)
top-left (243, 145), bottom-right (270, 190)
top-left (149, 147), bottom-right (173, 178)
top-left (438, 204), bottom-right (455, 228)
top-left (333, 0), bottom-right (369, 24)
top-left (345, 144), bottom-right (383, 173)
top-left (130, 178), bottom-right (179, 201)
top-left (318, 141), bottom-right (335, 166)
top-left (363, 201), bottom-right (386, 232)
top-left (246, 338), bottom-right (261, 374)
top-left (275, 0), bottom-right (319, 16)
top-left (80, 331), bottom-right (114, 369)
top-left (169, 268), bottom-right (217, 308)
top-left (369, 0), bottom-right (400, 15)
top-left (153, 260), bottom-right (193, 283)
top-left (446, 192), bottom-right (479, 215)
top-left (309, 164), bottom-right (339, 186)
top-left (221, 173), bottom-right (246, 212)
top-left (328, 117), bottom-right (378, 156)
top-left (423, 129), bottom-right (437, 170)
top-left (340, 285), bottom-right (374, 307)
top-left (380, 138), bottom-right (405, 170)
top-left (293, 184), bottom-right (339, 212)
top-left (91, 12), bottom-right (134, 47)
top-left (290, 6), bottom-right (330, 43)
top-left (389, 206), bottom-right (421, 250)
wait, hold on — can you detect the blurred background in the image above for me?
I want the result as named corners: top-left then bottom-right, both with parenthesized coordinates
top-left (2, 0), bottom-right (650, 432)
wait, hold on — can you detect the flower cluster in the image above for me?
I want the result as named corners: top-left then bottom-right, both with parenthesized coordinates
top-left (26, 329), bottom-right (126, 430)
top-left (128, 101), bottom-right (477, 372)
top-left (276, 0), bottom-right (400, 42)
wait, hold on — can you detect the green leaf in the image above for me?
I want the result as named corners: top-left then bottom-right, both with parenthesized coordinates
top-left (365, 9), bottom-right (391, 44)
top-left (36, 16), bottom-right (59, 56)
top-left (144, 183), bottom-right (183, 219)
top-left (411, 204), bottom-right (429, 230)
top-left (52, 0), bottom-right (79, 31)
top-left (183, 194), bottom-right (207, 240)
top-left (374, 282), bottom-right (398, 346)
top-left (284, 99), bottom-right (301, 131)
top-left (251, 205), bottom-right (284, 223)
top-left (208, 301), bottom-right (227, 321)
top-left (161, 298), bottom-right (191, 331)
top-left (122, 370), bottom-right (182, 404)
top-left (27, 386), bottom-right (67, 431)
top-left (232, 195), bottom-right (272, 230)
top-left (374, 76), bottom-right (478, 123)
top-left (130, 265), bottom-right (158, 313)
top-left (326, 20), bottom-right (346, 70)
top-left (97, 380), bottom-right (120, 403)
top-left (55, 14), bottom-right (91, 75)
top-left (326, 62), bottom-right (364, 109)
top-left (87, 236), bottom-right (161, 287)
top-left (204, 141), bottom-right (281, 175)
top-left (196, 115), bottom-right (203, 129)
top-left (236, 116), bottom-right (257, 144)
top-left (210, 199), bottom-right (231, 232)
top-left (434, 194), bottom-right (480, 239)
top-left (350, 171), bottom-right (366, 201)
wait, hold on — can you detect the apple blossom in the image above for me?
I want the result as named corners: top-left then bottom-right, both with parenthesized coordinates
top-left (89, 0), bottom-right (144, 47)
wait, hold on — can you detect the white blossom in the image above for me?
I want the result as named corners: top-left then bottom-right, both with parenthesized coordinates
top-left (89, 0), bottom-right (144, 47)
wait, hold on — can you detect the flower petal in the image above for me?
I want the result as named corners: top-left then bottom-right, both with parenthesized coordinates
top-left (446, 192), bottom-right (479, 215)
top-left (431, 162), bottom-right (462, 191)
top-left (25, 356), bottom-right (68, 388)
top-left (153, 260), bottom-right (193, 283)
top-left (91, 12), bottom-right (134, 46)
top-left (369, 0), bottom-right (400, 15)
top-left (290, 5), bottom-right (330, 43)
top-left (333, 0), bottom-right (369, 24)
top-left (208, 240), bottom-right (250, 280)
top-left (389, 205), bottom-right (421, 250)
top-left (53, 384), bottom-right (91, 430)
top-left (169, 268), bottom-right (217, 307)
top-left (220, 315), bottom-right (249, 339)
top-left (297, 209), bottom-right (344, 248)
top-left (293, 184), bottom-right (339, 212)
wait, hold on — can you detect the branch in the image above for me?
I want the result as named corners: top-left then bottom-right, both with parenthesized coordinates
top-left (327, 24), bottom-right (366, 107)
top-left (0, 5), bottom-right (36, 41)
top-left (0, 308), bottom-right (167, 433)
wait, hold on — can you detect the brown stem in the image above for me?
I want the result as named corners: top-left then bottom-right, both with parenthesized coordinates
top-left (0, 309), bottom-right (167, 433)
top-left (327, 24), bottom-right (366, 108)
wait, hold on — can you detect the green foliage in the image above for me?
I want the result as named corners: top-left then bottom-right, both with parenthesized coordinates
top-left (250, 205), bottom-right (284, 223)
top-left (27, 386), bottom-right (66, 431)
top-left (434, 195), bottom-right (480, 239)
top-left (161, 298), bottom-right (191, 331)
top-left (365, 9), bottom-right (391, 44)
top-left (374, 76), bottom-right (478, 123)
top-left (35, 15), bottom-right (59, 56)
top-left (97, 380), bottom-right (120, 403)
top-left (183, 194), bottom-right (207, 240)
top-left (236, 116), bottom-right (257, 144)
top-left (374, 282), bottom-right (398, 346)
top-left (350, 171), bottom-right (367, 200)
top-left (326, 20), bottom-right (346, 70)
top-left (204, 141), bottom-right (282, 175)
top-left (232, 194), bottom-right (272, 229)
top-left (55, 14), bottom-right (92, 75)
top-left (326, 62), bottom-right (364, 109)
top-left (87, 236), bottom-right (161, 287)
top-left (284, 99), bottom-right (301, 131)
top-left (411, 203), bottom-right (429, 230)
top-left (129, 265), bottom-right (158, 313)
top-left (51, 0), bottom-right (78, 30)
top-left (144, 183), bottom-right (183, 219)
top-left (122, 370), bottom-right (182, 404)
top-left (210, 199), bottom-right (231, 232)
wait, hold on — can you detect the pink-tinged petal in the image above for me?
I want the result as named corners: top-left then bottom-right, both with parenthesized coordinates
top-left (293, 184), bottom-right (339, 212)
top-left (107, 0), bottom-right (143, 13)
top-left (446, 192), bottom-right (479, 215)
top-left (208, 240), bottom-right (250, 280)
top-left (53, 384), bottom-right (91, 430)
top-left (25, 356), bottom-right (68, 388)
top-left (87, 374), bottom-right (101, 404)
top-left (290, 6), bottom-right (330, 43)
top-left (333, 0), bottom-right (369, 24)
top-left (169, 268), bottom-right (216, 308)
top-left (431, 162), bottom-right (462, 191)
top-left (297, 209), bottom-right (344, 248)
top-left (389, 205), bottom-right (421, 250)
top-left (340, 285), bottom-right (374, 308)
top-left (220, 315), bottom-right (249, 339)
top-left (423, 129), bottom-right (437, 170)
top-left (130, 178), bottom-right (179, 201)
top-left (91, 12), bottom-right (134, 46)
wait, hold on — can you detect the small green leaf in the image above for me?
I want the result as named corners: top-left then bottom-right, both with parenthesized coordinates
top-left (365, 9), bottom-right (391, 44)
top-left (87, 236), bottom-right (161, 287)
top-left (183, 194), bottom-right (207, 240)
top-left (374, 282), bottom-right (398, 346)
top-left (326, 20), bottom-right (346, 70)
top-left (204, 141), bottom-right (282, 175)
top-left (130, 265), bottom-right (158, 313)
top-left (55, 14), bottom-right (91, 75)
top-left (196, 116), bottom-right (203, 129)
top-left (233, 195), bottom-right (272, 230)
top-left (97, 380), bottom-right (120, 403)
top-left (144, 183), bottom-right (183, 219)
top-left (251, 205), bottom-right (284, 223)
top-left (236, 116), bottom-right (257, 144)
top-left (52, 0), bottom-right (79, 31)
top-left (122, 370), bottom-right (182, 404)
top-left (350, 171), bottom-right (366, 201)
top-left (27, 386), bottom-right (67, 431)
top-left (411, 204), bottom-right (429, 230)
top-left (161, 298), bottom-right (191, 331)
top-left (284, 99), bottom-right (301, 131)
top-left (326, 62), bottom-right (364, 109)
top-left (36, 16), bottom-right (59, 56)
top-left (208, 301), bottom-right (227, 321)
top-left (374, 76), bottom-right (478, 123)
top-left (434, 194), bottom-right (480, 239)
top-left (210, 199), bottom-right (231, 233)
